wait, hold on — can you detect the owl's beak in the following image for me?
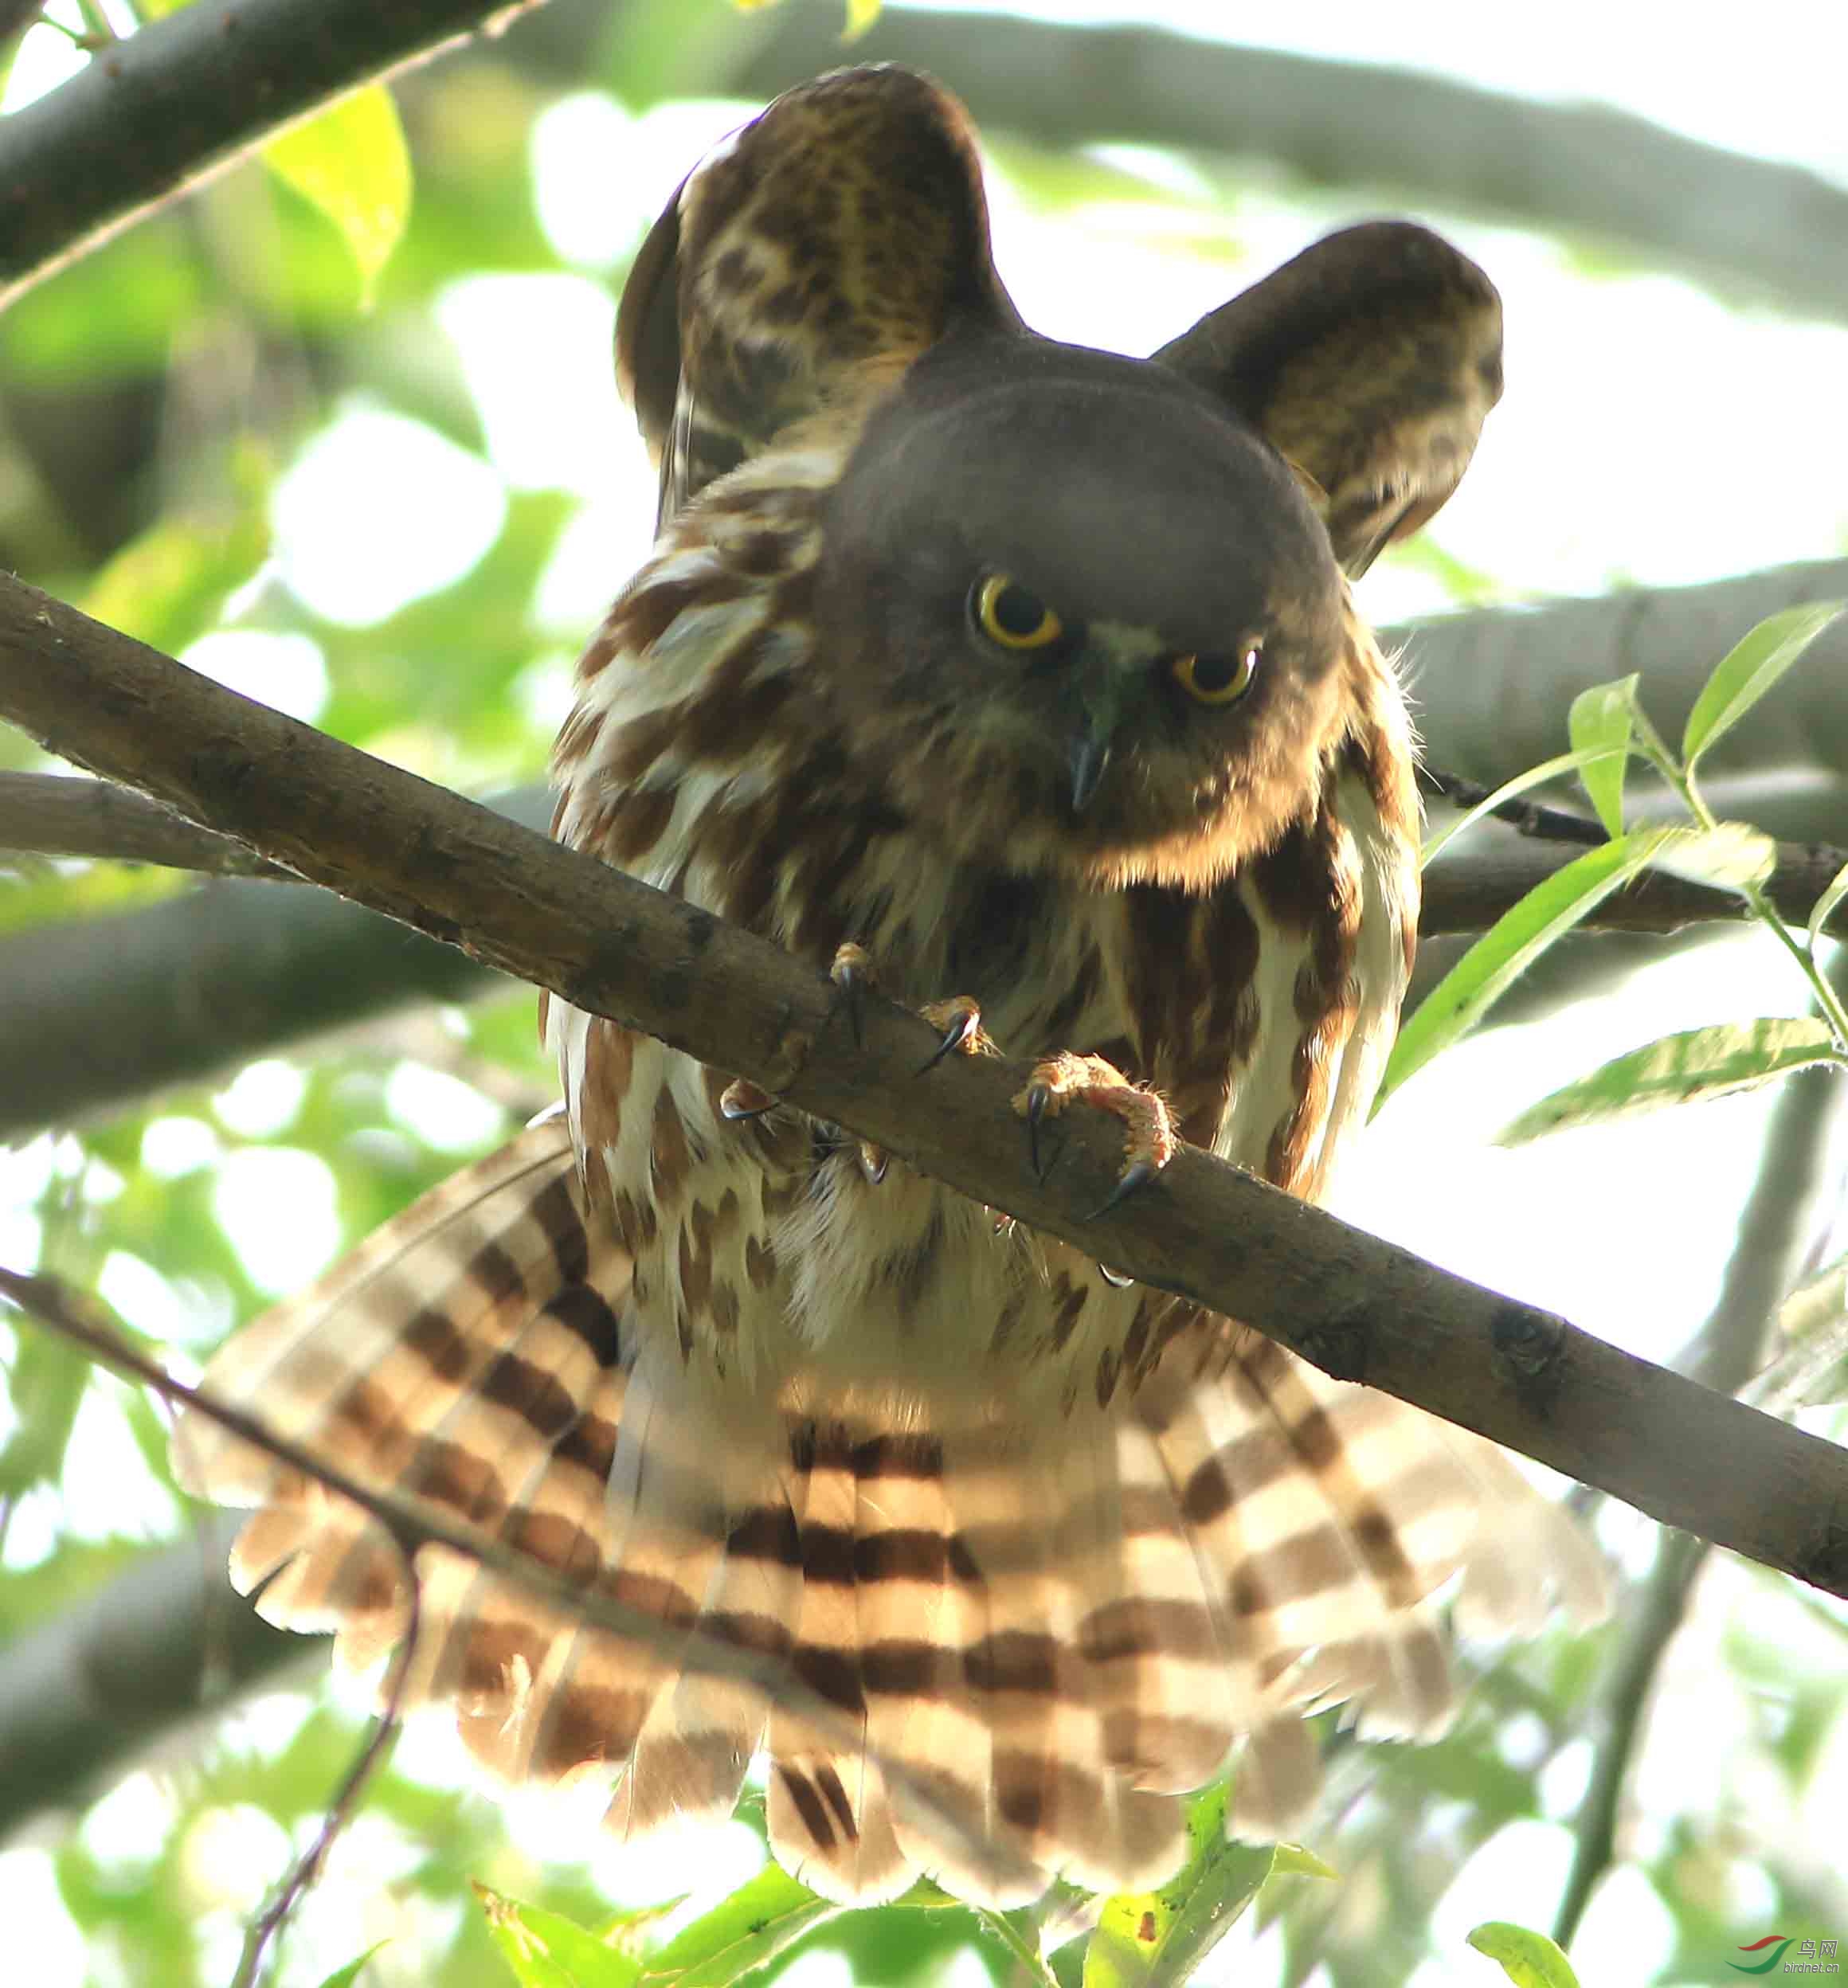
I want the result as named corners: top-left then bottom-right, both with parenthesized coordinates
top-left (1067, 730), bottom-right (1111, 812)
top-left (1063, 627), bottom-right (1152, 812)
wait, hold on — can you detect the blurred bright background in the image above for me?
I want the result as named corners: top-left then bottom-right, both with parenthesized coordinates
top-left (2, 2), bottom-right (1847, 1984)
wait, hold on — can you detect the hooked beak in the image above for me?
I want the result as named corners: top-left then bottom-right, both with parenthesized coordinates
top-left (1060, 627), bottom-right (1151, 814)
top-left (1067, 730), bottom-right (1111, 812)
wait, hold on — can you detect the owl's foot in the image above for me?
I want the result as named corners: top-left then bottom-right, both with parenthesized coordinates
top-left (828, 942), bottom-right (909, 1183)
top-left (917, 995), bottom-right (995, 1072)
top-left (1014, 1054), bottom-right (1176, 1216)
top-left (719, 1077), bottom-right (777, 1121)
top-left (829, 942), bottom-right (874, 1047)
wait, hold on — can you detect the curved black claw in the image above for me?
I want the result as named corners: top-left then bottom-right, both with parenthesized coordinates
top-left (1023, 1083), bottom-right (1053, 1182)
top-left (831, 945), bottom-right (871, 1048)
top-left (1083, 1159), bottom-right (1157, 1223)
top-left (918, 1006), bottom-right (981, 1075)
top-left (859, 1143), bottom-right (890, 1187)
top-left (719, 1078), bottom-right (777, 1121)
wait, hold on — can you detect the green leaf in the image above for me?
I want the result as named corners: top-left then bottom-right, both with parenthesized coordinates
top-left (1082, 1781), bottom-right (1275, 1988)
top-left (313, 1943), bottom-right (390, 1988)
top-left (1499, 1018), bottom-right (1843, 1144)
top-left (80, 472), bottom-right (270, 656)
top-left (1466, 1921), bottom-right (1581, 1988)
top-left (1420, 746), bottom-right (1633, 869)
top-left (1807, 860), bottom-right (1848, 951)
top-left (1268, 1842), bottom-right (1338, 1880)
top-left (1567, 675), bottom-right (1639, 836)
top-left (264, 85), bottom-right (413, 303)
top-left (476, 1885), bottom-right (641, 1988)
top-left (1643, 819), bottom-right (1776, 892)
top-left (0, 1329), bottom-right (89, 1497)
top-left (637, 1861), bottom-right (844, 1986)
top-left (1380, 824), bottom-right (1713, 1109)
top-left (1682, 601), bottom-right (1843, 770)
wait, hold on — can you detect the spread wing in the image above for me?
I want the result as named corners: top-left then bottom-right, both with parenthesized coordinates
top-left (617, 64), bottom-right (1024, 527)
top-left (1153, 221), bottom-right (1504, 576)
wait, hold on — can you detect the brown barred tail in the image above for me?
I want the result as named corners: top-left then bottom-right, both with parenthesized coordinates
top-left (174, 1139), bottom-right (1602, 1904)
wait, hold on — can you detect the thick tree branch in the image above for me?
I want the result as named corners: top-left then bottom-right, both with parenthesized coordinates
top-left (0, 862), bottom-right (503, 1137)
top-left (4, 573), bottom-right (1848, 1601)
top-left (1408, 557), bottom-right (1848, 834)
top-left (8, 3), bottom-right (1848, 331)
top-left (6, 557), bottom-right (1846, 1137)
top-left (726, 9), bottom-right (1848, 325)
top-left (0, 1512), bottom-right (313, 1845)
top-left (0, 0), bottom-right (555, 311)
top-left (10, 768), bottom-right (1844, 941)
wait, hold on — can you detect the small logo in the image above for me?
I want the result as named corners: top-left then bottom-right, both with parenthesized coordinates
top-left (1729, 1935), bottom-right (1842, 1976)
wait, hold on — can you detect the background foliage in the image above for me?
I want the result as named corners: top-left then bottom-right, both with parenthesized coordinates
top-left (3, 2), bottom-right (1848, 1985)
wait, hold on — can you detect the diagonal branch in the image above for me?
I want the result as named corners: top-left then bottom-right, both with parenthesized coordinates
top-left (724, 10), bottom-right (1848, 326)
top-left (0, 0), bottom-right (556, 311)
top-left (8, 2), bottom-right (1848, 331)
top-left (3, 570), bottom-right (1848, 1599)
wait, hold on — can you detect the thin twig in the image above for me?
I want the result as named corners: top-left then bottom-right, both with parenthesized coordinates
top-left (229, 1571), bottom-right (416, 1988)
top-left (0, 1265), bottom-right (1044, 1900)
top-left (1552, 1530), bottom-right (1708, 1950)
top-left (1553, 948), bottom-right (1848, 1947)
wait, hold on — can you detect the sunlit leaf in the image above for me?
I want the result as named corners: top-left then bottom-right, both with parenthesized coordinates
top-left (0, 1329), bottom-right (89, 1496)
top-left (731, 0), bottom-right (881, 30)
top-left (1081, 1781), bottom-right (1274, 1988)
top-left (264, 85), bottom-right (413, 303)
top-left (1498, 1018), bottom-right (1842, 1144)
top-left (1269, 1842), bottom-right (1338, 1880)
top-left (1807, 860), bottom-right (1848, 951)
top-left (1420, 746), bottom-right (1631, 869)
top-left (1778, 1250), bottom-right (1848, 1350)
top-left (476, 1885), bottom-right (641, 1988)
top-left (1466, 1921), bottom-right (1581, 1988)
top-left (1381, 824), bottom-right (1712, 1109)
top-left (1085, 1893), bottom-right (1172, 1987)
top-left (1566, 675), bottom-right (1639, 837)
top-left (1644, 819), bottom-right (1776, 892)
top-left (80, 456), bottom-right (270, 655)
top-left (638, 1860), bottom-right (844, 1985)
top-left (313, 1943), bottom-right (390, 1988)
top-left (1682, 601), bottom-right (1843, 770)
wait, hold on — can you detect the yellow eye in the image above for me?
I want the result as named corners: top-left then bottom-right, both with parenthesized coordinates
top-left (1172, 647), bottom-right (1259, 706)
top-left (974, 574), bottom-right (1063, 650)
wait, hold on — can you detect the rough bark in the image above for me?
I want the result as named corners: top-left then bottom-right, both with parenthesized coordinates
top-left (6, 557), bottom-right (1846, 1137)
top-left (9, 3), bottom-right (1848, 327)
top-left (4, 569), bottom-right (1848, 1601)
top-left (1408, 557), bottom-right (1848, 837)
top-left (720, 10), bottom-right (1848, 325)
top-left (0, 1514), bottom-right (314, 1846)
top-left (0, 0), bottom-right (556, 309)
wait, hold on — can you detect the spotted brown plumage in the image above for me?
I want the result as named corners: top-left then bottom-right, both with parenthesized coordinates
top-left (174, 65), bottom-right (1603, 1906)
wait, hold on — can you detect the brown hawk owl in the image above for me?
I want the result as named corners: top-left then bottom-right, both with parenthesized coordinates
top-left (174, 66), bottom-right (1601, 1906)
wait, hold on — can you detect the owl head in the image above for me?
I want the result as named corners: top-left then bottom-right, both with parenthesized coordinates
top-left (809, 334), bottom-right (1361, 889)
top-left (618, 65), bottom-right (1502, 889)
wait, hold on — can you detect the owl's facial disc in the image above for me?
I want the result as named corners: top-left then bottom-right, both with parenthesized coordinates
top-left (815, 335), bottom-right (1357, 886)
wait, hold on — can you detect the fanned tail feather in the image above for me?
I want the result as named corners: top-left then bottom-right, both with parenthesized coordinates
top-left (175, 1129), bottom-right (1600, 1901)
